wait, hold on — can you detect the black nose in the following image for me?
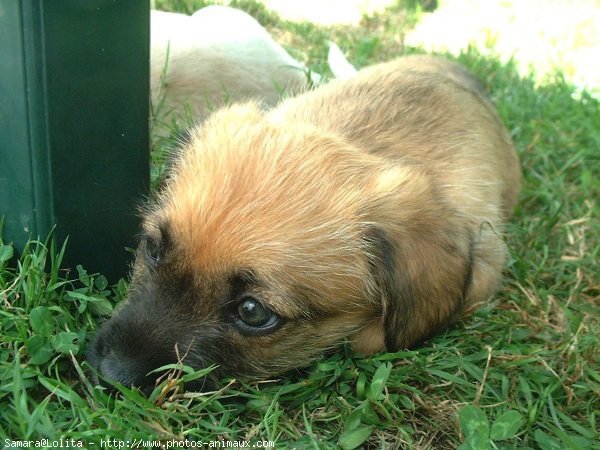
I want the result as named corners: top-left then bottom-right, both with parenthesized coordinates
top-left (88, 334), bottom-right (158, 394)
top-left (97, 351), bottom-right (150, 389)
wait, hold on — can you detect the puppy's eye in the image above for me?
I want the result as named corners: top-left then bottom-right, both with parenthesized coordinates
top-left (144, 238), bottom-right (161, 264)
top-left (236, 297), bottom-right (278, 330)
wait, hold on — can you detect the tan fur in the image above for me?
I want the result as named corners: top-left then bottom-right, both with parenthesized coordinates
top-left (91, 55), bottom-right (521, 385)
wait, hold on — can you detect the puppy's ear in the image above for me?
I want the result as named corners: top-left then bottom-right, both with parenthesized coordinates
top-left (364, 169), bottom-right (474, 351)
top-left (366, 224), bottom-right (473, 351)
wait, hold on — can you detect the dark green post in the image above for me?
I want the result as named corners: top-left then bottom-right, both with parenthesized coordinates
top-left (0, 1), bottom-right (150, 281)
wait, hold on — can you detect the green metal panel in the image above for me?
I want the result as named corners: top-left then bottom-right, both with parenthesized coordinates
top-left (0, 1), bottom-right (150, 281)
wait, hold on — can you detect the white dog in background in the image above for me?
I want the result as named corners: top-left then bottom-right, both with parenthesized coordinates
top-left (150, 6), bottom-right (355, 128)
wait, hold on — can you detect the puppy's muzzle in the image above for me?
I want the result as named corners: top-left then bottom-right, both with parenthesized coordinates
top-left (87, 297), bottom-right (212, 394)
top-left (87, 322), bottom-right (168, 394)
top-left (87, 334), bottom-right (151, 394)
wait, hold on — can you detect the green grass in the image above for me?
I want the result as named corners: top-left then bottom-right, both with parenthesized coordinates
top-left (1, 1), bottom-right (599, 448)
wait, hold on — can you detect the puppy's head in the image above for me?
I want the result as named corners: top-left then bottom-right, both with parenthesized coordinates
top-left (88, 103), bottom-right (472, 391)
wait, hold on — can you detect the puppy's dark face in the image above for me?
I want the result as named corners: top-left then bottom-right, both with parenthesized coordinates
top-left (88, 108), bottom-right (380, 391)
top-left (88, 217), bottom-right (373, 391)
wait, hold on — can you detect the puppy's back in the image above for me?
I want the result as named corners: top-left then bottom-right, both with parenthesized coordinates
top-left (273, 55), bottom-right (521, 218)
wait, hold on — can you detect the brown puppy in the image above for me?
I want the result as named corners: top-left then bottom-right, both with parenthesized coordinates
top-left (88, 55), bottom-right (521, 390)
